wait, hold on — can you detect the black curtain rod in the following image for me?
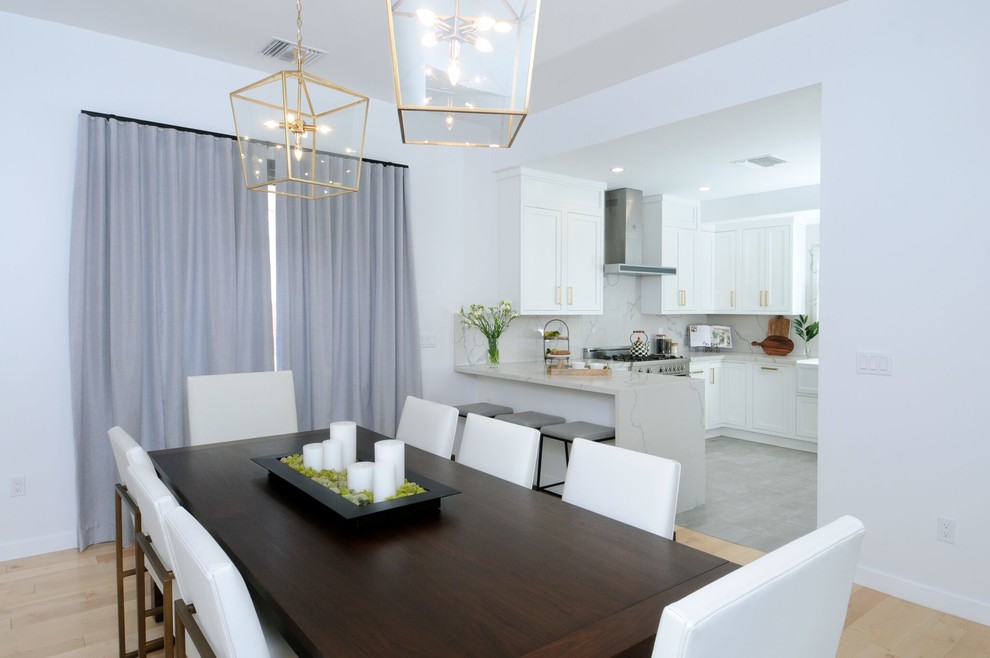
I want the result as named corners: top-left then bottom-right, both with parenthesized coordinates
top-left (80, 110), bottom-right (409, 170)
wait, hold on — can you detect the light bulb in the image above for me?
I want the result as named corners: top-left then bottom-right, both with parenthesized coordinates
top-left (475, 37), bottom-right (493, 53)
top-left (494, 21), bottom-right (511, 33)
top-left (416, 8), bottom-right (437, 25)
top-left (318, 124), bottom-right (332, 135)
top-left (447, 60), bottom-right (461, 86)
top-left (293, 146), bottom-right (303, 161)
top-left (286, 113), bottom-right (296, 123)
top-left (421, 32), bottom-right (438, 47)
top-left (263, 120), bottom-right (279, 129)
top-left (445, 113), bottom-right (454, 131)
top-left (474, 16), bottom-right (496, 31)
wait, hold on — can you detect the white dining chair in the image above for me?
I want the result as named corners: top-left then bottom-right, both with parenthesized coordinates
top-left (165, 506), bottom-right (296, 658)
top-left (652, 515), bottom-right (866, 658)
top-left (187, 370), bottom-right (298, 445)
top-left (562, 438), bottom-right (681, 540)
top-left (127, 463), bottom-right (182, 658)
top-left (394, 395), bottom-right (458, 459)
top-left (457, 413), bottom-right (541, 488)
top-left (107, 425), bottom-right (160, 657)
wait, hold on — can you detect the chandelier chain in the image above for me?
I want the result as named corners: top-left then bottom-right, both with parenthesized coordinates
top-left (295, 0), bottom-right (304, 70)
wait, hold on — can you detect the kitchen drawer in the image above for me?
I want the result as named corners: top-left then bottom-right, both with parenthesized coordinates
top-left (796, 362), bottom-right (818, 396)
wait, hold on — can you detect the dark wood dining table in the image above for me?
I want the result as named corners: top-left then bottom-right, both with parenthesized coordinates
top-left (150, 428), bottom-right (735, 657)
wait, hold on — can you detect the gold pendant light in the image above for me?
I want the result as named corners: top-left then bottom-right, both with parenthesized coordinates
top-left (231, 0), bottom-right (369, 199)
top-left (385, 0), bottom-right (541, 148)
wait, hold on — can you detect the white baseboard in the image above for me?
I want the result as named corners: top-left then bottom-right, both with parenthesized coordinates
top-left (0, 531), bottom-right (77, 562)
top-left (856, 564), bottom-right (990, 627)
top-left (706, 427), bottom-right (818, 453)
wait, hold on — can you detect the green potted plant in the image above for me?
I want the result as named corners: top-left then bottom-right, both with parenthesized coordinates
top-left (794, 315), bottom-right (819, 357)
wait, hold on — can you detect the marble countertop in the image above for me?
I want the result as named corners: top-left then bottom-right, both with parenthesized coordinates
top-left (454, 362), bottom-right (696, 395)
top-left (687, 352), bottom-right (818, 367)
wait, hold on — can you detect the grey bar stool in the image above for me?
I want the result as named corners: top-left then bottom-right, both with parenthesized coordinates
top-left (456, 402), bottom-right (514, 418)
top-left (535, 421), bottom-right (616, 495)
top-left (453, 403), bottom-right (515, 460)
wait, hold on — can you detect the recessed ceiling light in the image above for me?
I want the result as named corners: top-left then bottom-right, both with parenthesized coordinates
top-left (698, 186), bottom-right (711, 192)
top-left (610, 167), bottom-right (624, 173)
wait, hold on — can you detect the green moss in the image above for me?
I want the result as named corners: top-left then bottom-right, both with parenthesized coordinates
top-left (280, 454), bottom-right (425, 506)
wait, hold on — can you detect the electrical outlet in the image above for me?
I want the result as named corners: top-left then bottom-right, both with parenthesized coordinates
top-left (937, 517), bottom-right (956, 544)
top-left (10, 476), bottom-right (25, 497)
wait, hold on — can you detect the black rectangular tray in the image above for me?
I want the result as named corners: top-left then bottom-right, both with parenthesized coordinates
top-left (252, 453), bottom-right (460, 525)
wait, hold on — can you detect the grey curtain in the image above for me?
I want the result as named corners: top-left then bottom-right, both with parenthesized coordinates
top-left (276, 162), bottom-right (421, 436)
top-left (69, 114), bottom-right (272, 548)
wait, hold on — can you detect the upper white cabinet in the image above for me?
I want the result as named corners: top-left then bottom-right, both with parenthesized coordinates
top-left (499, 169), bottom-right (605, 315)
top-left (641, 196), bottom-right (709, 315)
top-left (716, 218), bottom-right (808, 315)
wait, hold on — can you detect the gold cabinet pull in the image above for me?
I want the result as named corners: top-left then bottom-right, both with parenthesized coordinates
top-left (730, 290), bottom-right (734, 308)
top-left (710, 369), bottom-right (715, 385)
top-left (568, 286), bottom-right (574, 305)
top-left (760, 366), bottom-right (779, 371)
top-left (765, 289), bottom-right (770, 307)
top-left (679, 290), bottom-right (686, 306)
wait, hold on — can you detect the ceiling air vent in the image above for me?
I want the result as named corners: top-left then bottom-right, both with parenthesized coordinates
top-left (260, 37), bottom-right (326, 64)
top-left (731, 154), bottom-right (788, 168)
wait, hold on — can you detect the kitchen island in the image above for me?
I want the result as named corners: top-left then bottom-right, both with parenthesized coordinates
top-left (454, 362), bottom-right (705, 512)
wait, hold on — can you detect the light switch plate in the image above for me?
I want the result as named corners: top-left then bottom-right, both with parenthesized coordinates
top-left (856, 351), bottom-right (893, 376)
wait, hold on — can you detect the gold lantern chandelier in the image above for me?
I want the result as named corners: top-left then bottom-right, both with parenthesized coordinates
top-left (385, 0), bottom-right (541, 148)
top-left (231, 0), bottom-right (370, 199)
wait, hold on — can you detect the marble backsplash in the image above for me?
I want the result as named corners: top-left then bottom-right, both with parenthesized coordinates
top-left (454, 274), bottom-right (818, 366)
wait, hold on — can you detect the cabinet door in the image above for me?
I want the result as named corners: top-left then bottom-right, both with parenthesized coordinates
top-left (795, 395), bottom-right (819, 440)
top-left (720, 361), bottom-right (749, 428)
top-left (519, 206), bottom-right (562, 314)
top-left (696, 230), bottom-right (713, 312)
top-left (739, 228), bottom-right (766, 312)
top-left (763, 225), bottom-right (792, 313)
top-left (712, 231), bottom-right (737, 312)
top-left (661, 228), bottom-right (697, 313)
top-left (564, 211), bottom-right (603, 313)
top-left (751, 364), bottom-right (795, 435)
top-left (706, 362), bottom-right (723, 428)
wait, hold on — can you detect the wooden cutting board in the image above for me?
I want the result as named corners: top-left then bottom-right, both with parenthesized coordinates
top-left (751, 335), bottom-right (795, 355)
top-left (768, 315), bottom-right (790, 337)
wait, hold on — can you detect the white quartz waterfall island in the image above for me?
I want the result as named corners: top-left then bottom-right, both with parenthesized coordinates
top-left (454, 363), bottom-right (706, 513)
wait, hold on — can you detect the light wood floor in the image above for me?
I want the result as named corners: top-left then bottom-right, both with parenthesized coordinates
top-left (2, 530), bottom-right (989, 657)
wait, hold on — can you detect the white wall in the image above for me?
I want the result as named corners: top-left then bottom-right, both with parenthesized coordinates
top-left (491, 0), bottom-right (990, 625)
top-left (0, 12), bottom-right (480, 559)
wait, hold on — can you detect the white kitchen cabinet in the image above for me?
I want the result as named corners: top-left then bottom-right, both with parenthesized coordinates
top-left (715, 218), bottom-right (807, 315)
top-left (690, 361), bottom-right (722, 430)
top-left (712, 230), bottom-right (737, 312)
top-left (795, 395), bottom-right (819, 440)
top-left (640, 195), bottom-right (708, 315)
top-left (751, 363), bottom-right (796, 436)
top-left (499, 169), bottom-right (605, 315)
top-left (795, 360), bottom-right (819, 440)
top-left (720, 361), bottom-right (749, 428)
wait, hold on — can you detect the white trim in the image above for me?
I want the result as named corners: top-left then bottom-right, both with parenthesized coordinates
top-left (855, 565), bottom-right (990, 627)
top-left (0, 532), bottom-right (77, 562)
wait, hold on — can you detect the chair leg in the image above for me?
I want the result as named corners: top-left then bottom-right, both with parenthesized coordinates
top-left (534, 435), bottom-right (545, 491)
top-left (115, 489), bottom-right (127, 658)
top-left (134, 524), bottom-right (147, 658)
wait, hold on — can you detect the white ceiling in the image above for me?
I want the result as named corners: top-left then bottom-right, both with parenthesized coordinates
top-left (1, 0), bottom-right (839, 200)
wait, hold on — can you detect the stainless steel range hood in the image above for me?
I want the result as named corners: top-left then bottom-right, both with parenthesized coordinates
top-left (603, 188), bottom-right (676, 276)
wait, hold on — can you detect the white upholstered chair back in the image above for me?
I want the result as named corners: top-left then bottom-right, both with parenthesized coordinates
top-left (108, 425), bottom-right (155, 483)
top-left (187, 371), bottom-right (298, 445)
top-left (457, 413), bottom-right (540, 488)
top-left (652, 515), bottom-right (866, 658)
top-left (165, 507), bottom-right (291, 658)
top-left (394, 395), bottom-right (458, 459)
top-left (126, 464), bottom-right (181, 579)
top-left (562, 438), bottom-right (681, 540)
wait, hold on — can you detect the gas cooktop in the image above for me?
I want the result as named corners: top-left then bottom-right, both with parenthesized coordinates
top-left (583, 346), bottom-right (691, 375)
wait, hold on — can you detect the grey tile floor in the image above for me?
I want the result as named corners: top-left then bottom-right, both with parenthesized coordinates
top-left (675, 436), bottom-right (817, 552)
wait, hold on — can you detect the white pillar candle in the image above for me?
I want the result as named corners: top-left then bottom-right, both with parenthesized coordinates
top-left (322, 438), bottom-right (343, 471)
top-left (346, 462), bottom-right (374, 493)
top-left (331, 421), bottom-right (357, 466)
top-left (302, 443), bottom-right (324, 471)
top-left (373, 461), bottom-right (397, 502)
top-left (374, 439), bottom-right (405, 486)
